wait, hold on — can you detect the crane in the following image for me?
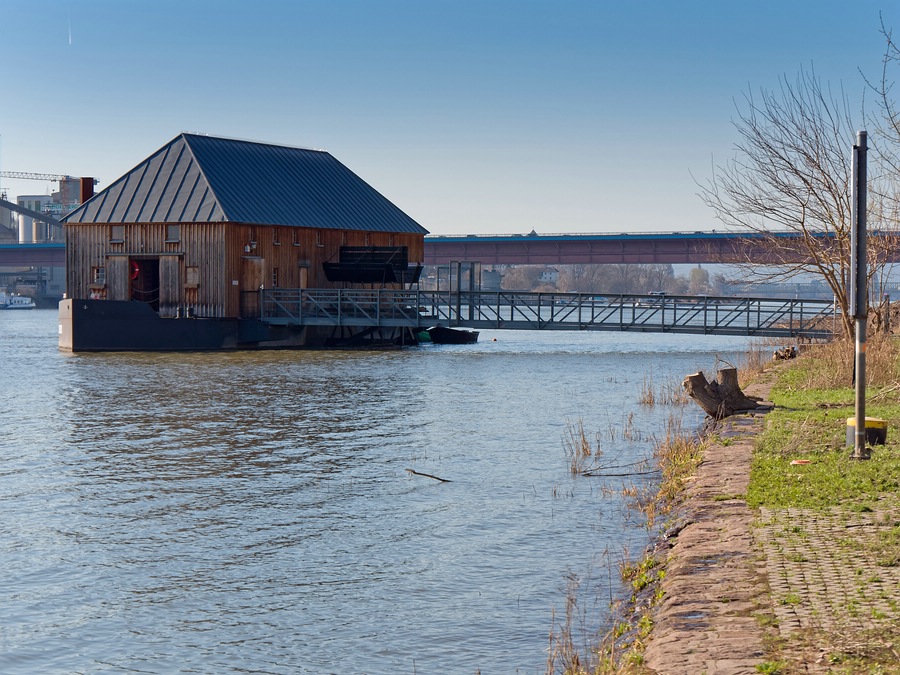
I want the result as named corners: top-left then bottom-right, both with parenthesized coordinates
top-left (0, 171), bottom-right (98, 183)
top-left (0, 171), bottom-right (71, 181)
top-left (0, 172), bottom-right (99, 202)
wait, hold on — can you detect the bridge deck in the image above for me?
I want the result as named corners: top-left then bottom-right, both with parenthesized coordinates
top-left (258, 289), bottom-right (834, 339)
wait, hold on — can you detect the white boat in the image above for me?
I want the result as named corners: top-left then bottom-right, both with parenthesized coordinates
top-left (0, 292), bottom-right (37, 310)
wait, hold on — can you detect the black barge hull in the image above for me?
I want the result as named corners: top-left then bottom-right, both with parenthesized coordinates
top-left (58, 300), bottom-right (417, 352)
top-left (59, 299), bottom-right (304, 352)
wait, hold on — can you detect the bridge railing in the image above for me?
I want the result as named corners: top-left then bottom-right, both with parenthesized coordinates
top-left (259, 289), bottom-right (836, 338)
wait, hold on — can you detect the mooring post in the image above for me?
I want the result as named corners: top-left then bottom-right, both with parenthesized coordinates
top-left (851, 130), bottom-right (870, 460)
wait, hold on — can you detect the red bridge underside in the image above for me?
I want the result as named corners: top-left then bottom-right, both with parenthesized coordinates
top-left (423, 233), bottom-right (825, 266)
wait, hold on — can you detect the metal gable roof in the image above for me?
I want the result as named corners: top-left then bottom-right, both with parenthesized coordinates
top-left (64, 133), bottom-right (428, 235)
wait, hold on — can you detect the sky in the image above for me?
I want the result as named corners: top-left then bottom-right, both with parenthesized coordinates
top-left (1, 0), bottom-right (898, 235)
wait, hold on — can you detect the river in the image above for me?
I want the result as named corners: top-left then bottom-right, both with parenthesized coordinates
top-left (0, 309), bottom-right (753, 674)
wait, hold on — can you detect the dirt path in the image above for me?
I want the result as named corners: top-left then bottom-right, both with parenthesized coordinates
top-left (642, 378), bottom-right (775, 674)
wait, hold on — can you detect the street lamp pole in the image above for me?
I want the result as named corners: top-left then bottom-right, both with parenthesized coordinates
top-left (851, 130), bottom-right (870, 460)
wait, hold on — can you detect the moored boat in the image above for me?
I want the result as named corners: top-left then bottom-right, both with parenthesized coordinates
top-left (0, 292), bottom-right (37, 310)
top-left (426, 325), bottom-right (479, 344)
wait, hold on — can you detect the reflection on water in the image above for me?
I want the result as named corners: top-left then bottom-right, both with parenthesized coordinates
top-left (0, 310), bottom-right (751, 674)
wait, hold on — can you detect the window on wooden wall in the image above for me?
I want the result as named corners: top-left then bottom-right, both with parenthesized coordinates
top-left (185, 266), bottom-right (200, 288)
top-left (109, 225), bottom-right (124, 243)
top-left (341, 231), bottom-right (347, 246)
top-left (316, 230), bottom-right (324, 247)
top-left (389, 234), bottom-right (395, 246)
top-left (364, 233), bottom-right (370, 246)
top-left (292, 228), bottom-right (299, 246)
top-left (165, 225), bottom-right (181, 242)
top-left (273, 229), bottom-right (281, 246)
top-left (91, 266), bottom-right (106, 285)
top-left (272, 267), bottom-right (279, 288)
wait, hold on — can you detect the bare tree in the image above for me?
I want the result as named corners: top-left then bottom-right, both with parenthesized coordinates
top-left (557, 264), bottom-right (609, 293)
top-left (499, 265), bottom-right (544, 290)
top-left (867, 18), bottom-right (900, 178)
top-left (698, 67), bottom-right (899, 336)
top-left (640, 263), bottom-right (676, 293)
top-left (864, 17), bottom-right (900, 304)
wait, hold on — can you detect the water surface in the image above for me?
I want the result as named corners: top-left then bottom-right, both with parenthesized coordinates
top-left (0, 310), bottom-right (751, 673)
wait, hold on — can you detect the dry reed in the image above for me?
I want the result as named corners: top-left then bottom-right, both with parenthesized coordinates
top-left (548, 413), bottom-right (706, 673)
top-left (638, 372), bottom-right (690, 406)
top-left (795, 336), bottom-right (900, 390)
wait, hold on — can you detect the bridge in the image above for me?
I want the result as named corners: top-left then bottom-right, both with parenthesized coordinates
top-left (257, 289), bottom-right (835, 339)
top-left (422, 231), bottom-right (818, 266)
top-left (0, 242), bottom-right (66, 267)
top-left (0, 230), bottom-right (832, 268)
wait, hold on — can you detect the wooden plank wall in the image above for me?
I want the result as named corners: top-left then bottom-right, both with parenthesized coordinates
top-left (67, 222), bottom-right (425, 319)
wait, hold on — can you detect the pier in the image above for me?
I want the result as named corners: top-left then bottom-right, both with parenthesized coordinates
top-left (257, 289), bottom-right (835, 339)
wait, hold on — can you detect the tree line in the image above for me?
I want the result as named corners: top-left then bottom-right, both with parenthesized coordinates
top-left (498, 263), bottom-right (716, 295)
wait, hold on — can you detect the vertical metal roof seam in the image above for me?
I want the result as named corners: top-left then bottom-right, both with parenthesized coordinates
top-left (87, 188), bottom-right (110, 221)
top-left (117, 160), bottom-right (151, 223)
top-left (103, 171), bottom-right (135, 222)
top-left (331, 157), bottom-right (393, 232)
top-left (302, 152), bottom-right (347, 229)
top-left (266, 146), bottom-right (302, 225)
top-left (132, 145), bottom-right (170, 222)
top-left (337, 157), bottom-right (389, 231)
top-left (160, 141), bottom-right (192, 222)
top-left (175, 171), bottom-right (202, 223)
top-left (190, 185), bottom-right (213, 222)
top-left (284, 150), bottom-right (328, 228)
top-left (147, 141), bottom-right (181, 222)
top-left (181, 134), bottom-right (228, 222)
top-left (204, 139), bottom-right (250, 221)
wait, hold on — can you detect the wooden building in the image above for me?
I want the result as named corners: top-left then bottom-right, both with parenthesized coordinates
top-left (59, 133), bottom-right (428, 350)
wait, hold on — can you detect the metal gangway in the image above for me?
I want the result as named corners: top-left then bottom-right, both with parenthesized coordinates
top-left (258, 289), bottom-right (835, 339)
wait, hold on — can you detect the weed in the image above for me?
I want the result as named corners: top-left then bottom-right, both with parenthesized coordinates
top-left (754, 612), bottom-right (779, 628)
top-left (639, 370), bottom-right (690, 406)
top-left (562, 417), bottom-right (597, 476)
top-left (711, 493), bottom-right (745, 501)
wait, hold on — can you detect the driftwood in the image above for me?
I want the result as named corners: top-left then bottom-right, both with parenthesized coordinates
top-left (682, 367), bottom-right (759, 419)
top-left (772, 345), bottom-right (797, 361)
top-left (405, 468), bottom-right (452, 483)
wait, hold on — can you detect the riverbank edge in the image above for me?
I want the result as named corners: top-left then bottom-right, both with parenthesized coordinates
top-left (585, 367), bottom-right (781, 674)
top-left (561, 368), bottom-right (778, 673)
top-left (638, 369), bottom-right (778, 674)
top-left (599, 349), bottom-right (900, 674)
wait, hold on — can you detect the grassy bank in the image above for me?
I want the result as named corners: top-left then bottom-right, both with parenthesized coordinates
top-left (748, 338), bottom-right (900, 509)
top-left (747, 338), bottom-right (900, 673)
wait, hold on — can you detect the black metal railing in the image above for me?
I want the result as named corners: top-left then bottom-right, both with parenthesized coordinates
top-left (257, 289), bottom-right (836, 338)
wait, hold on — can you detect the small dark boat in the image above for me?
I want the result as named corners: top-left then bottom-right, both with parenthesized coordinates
top-left (426, 326), bottom-right (479, 344)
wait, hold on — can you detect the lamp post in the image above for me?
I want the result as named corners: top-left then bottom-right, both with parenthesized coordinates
top-left (851, 130), bottom-right (870, 460)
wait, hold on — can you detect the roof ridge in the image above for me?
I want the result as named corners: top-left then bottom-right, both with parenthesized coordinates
top-left (180, 132), bottom-right (329, 154)
top-left (62, 133), bottom-right (428, 234)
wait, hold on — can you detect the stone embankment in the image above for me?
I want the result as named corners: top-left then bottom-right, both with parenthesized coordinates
top-left (641, 374), bottom-right (900, 674)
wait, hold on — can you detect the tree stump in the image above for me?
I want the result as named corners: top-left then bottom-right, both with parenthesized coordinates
top-left (682, 367), bottom-right (759, 419)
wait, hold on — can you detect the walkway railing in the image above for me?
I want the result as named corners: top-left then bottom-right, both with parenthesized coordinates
top-left (259, 289), bottom-right (835, 338)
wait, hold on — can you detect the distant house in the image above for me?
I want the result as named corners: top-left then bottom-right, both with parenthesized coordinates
top-left (540, 267), bottom-right (560, 284)
top-left (59, 133), bottom-right (428, 350)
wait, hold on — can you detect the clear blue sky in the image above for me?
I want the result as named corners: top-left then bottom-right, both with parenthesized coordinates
top-left (1, 0), bottom-right (897, 235)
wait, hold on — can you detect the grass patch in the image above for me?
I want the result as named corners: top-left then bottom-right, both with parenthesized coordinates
top-left (749, 336), bottom-right (900, 675)
top-left (747, 338), bottom-right (900, 510)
